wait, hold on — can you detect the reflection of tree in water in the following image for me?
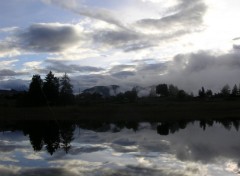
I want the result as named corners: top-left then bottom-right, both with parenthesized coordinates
top-left (156, 120), bottom-right (240, 135)
top-left (21, 121), bottom-right (75, 155)
top-left (157, 121), bottom-right (189, 135)
top-left (21, 121), bottom-right (139, 154)
top-left (60, 122), bottom-right (75, 153)
top-left (43, 122), bottom-right (60, 155)
top-left (22, 122), bottom-right (44, 151)
top-left (2, 119), bottom-right (240, 154)
top-left (77, 121), bottom-right (139, 133)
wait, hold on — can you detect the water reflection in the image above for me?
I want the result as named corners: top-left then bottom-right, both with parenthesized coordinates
top-left (0, 119), bottom-right (240, 155)
top-left (1, 119), bottom-right (240, 175)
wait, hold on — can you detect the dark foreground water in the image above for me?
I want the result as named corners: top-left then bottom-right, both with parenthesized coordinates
top-left (0, 120), bottom-right (240, 176)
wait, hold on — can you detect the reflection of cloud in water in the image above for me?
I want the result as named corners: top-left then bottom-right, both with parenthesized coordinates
top-left (1, 122), bottom-right (240, 175)
top-left (69, 145), bottom-right (107, 155)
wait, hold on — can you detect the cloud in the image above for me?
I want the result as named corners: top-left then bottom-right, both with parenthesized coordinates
top-left (46, 60), bottom-right (104, 73)
top-left (136, 0), bottom-right (207, 33)
top-left (72, 49), bottom-right (240, 94)
top-left (110, 65), bottom-right (136, 73)
top-left (19, 168), bottom-right (73, 176)
top-left (0, 41), bottom-right (20, 57)
top-left (92, 29), bottom-right (153, 51)
top-left (0, 27), bottom-right (19, 33)
top-left (0, 68), bottom-right (28, 82)
top-left (0, 60), bottom-right (18, 69)
top-left (0, 69), bottom-right (27, 77)
top-left (16, 23), bottom-right (83, 53)
top-left (69, 146), bottom-right (107, 155)
top-left (163, 51), bottom-right (240, 93)
top-left (111, 71), bottom-right (136, 79)
top-left (42, 0), bottom-right (125, 29)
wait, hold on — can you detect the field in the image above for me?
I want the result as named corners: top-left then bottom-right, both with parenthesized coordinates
top-left (0, 100), bottom-right (240, 122)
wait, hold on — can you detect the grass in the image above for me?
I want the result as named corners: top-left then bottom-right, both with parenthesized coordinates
top-left (0, 100), bottom-right (240, 122)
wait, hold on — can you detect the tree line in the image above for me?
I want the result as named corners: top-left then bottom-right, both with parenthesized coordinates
top-left (156, 83), bottom-right (240, 99)
top-left (3, 71), bottom-right (240, 107)
top-left (23, 71), bottom-right (74, 106)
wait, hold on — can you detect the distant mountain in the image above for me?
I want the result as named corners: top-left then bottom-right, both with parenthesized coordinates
top-left (83, 85), bottom-right (120, 97)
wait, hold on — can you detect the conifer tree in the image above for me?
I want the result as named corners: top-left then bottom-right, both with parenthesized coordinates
top-left (43, 71), bottom-right (59, 105)
top-left (59, 73), bottom-right (74, 105)
top-left (28, 74), bottom-right (45, 106)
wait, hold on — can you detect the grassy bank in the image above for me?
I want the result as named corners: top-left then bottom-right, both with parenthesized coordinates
top-left (0, 100), bottom-right (240, 121)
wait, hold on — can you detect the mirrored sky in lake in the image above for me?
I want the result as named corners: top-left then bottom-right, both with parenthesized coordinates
top-left (0, 120), bottom-right (240, 176)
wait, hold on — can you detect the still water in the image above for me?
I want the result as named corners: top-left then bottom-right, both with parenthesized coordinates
top-left (0, 120), bottom-right (240, 176)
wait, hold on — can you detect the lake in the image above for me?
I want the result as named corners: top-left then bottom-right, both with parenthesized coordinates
top-left (0, 120), bottom-right (240, 176)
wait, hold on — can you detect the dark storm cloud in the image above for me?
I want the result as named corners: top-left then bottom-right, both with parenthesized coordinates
top-left (136, 0), bottom-right (207, 31)
top-left (46, 60), bottom-right (104, 73)
top-left (17, 23), bottom-right (82, 52)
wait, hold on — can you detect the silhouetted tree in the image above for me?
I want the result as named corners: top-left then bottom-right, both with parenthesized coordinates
top-left (43, 71), bottom-right (59, 105)
top-left (43, 123), bottom-right (60, 155)
top-left (59, 73), bottom-right (74, 105)
top-left (198, 87), bottom-right (206, 98)
top-left (206, 89), bottom-right (213, 98)
top-left (157, 123), bottom-right (169, 135)
top-left (28, 74), bottom-right (45, 106)
top-left (221, 84), bottom-right (230, 97)
top-left (232, 84), bottom-right (238, 97)
top-left (124, 90), bottom-right (137, 102)
top-left (156, 84), bottom-right (169, 97)
top-left (177, 90), bottom-right (187, 100)
top-left (168, 84), bottom-right (179, 97)
top-left (60, 122), bottom-right (75, 153)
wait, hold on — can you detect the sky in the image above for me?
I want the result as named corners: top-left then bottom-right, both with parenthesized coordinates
top-left (1, 0), bottom-right (240, 93)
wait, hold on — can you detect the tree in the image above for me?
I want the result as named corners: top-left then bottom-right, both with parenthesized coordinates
top-left (206, 89), bottom-right (213, 98)
top-left (221, 84), bottom-right (230, 97)
top-left (177, 90), bottom-right (187, 100)
top-left (59, 73), bottom-right (74, 105)
top-left (28, 75), bottom-right (45, 106)
top-left (156, 84), bottom-right (169, 97)
top-left (232, 84), bottom-right (238, 97)
top-left (168, 84), bottom-right (179, 97)
top-left (124, 90), bottom-right (137, 102)
top-left (198, 87), bottom-right (206, 98)
top-left (43, 71), bottom-right (59, 105)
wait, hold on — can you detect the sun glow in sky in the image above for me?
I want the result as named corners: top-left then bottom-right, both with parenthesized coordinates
top-left (1, 0), bottom-right (240, 92)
